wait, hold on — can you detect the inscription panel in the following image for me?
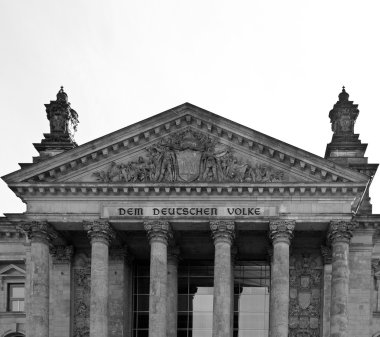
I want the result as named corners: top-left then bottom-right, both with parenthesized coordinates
top-left (102, 205), bottom-right (278, 218)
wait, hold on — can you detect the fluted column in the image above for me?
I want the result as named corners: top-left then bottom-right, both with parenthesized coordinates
top-left (327, 220), bottom-right (355, 337)
top-left (144, 220), bottom-right (173, 337)
top-left (20, 221), bottom-right (57, 337)
top-left (268, 220), bottom-right (295, 337)
top-left (167, 246), bottom-right (179, 337)
top-left (210, 220), bottom-right (235, 337)
top-left (84, 220), bottom-right (115, 337)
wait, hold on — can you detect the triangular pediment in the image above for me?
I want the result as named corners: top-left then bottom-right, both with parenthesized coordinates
top-left (0, 264), bottom-right (26, 277)
top-left (2, 103), bottom-right (368, 189)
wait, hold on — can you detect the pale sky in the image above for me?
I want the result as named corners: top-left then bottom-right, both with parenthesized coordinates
top-left (1, 1), bottom-right (380, 215)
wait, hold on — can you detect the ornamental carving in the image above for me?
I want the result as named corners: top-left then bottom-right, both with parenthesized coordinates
top-left (83, 220), bottom-right (116, 246)
top-left (289, 253), bottom-right (323, 337)
top-left (210, 220), bottom-right (235, 244)
top-left (269, 220), bottom-right (295, 244)
top-left (144, 220), bottom-right (173, 244)
top-left (93, 129), bottom-right (285, 183)
top-left (50, 245), bottom-right (74, 264)
top-left (73, 267), bottom-right (90, 337)
top-left (18, 221), bottom-right (58, 244)
top-left (327, 220), bottom-right (356, 244)
top-left (329, 87), bottom-right (359, 136)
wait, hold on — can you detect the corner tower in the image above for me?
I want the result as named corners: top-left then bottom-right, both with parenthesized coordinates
top-left (325, 87), bottom-right (378, 213)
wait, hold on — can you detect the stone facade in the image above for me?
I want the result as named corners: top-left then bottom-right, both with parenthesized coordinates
top-left (0, 88), bottom-right (380, 337)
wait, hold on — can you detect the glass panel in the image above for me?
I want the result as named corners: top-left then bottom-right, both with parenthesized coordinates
top-left (11, 301), bottom-right (19, 311)
top-left (192, 313), bottom-right (212, 329)
top-left (178, 312), bottom-right (189, 329)
top-left (137, 295), bottom-right (149, 311)
top-left (137, 313), bottom-right (149, 329)
top-left (192, 330), bottom-right (212, 337)
top-left (178, 295), bottom-right (189, 311)
top-left (192, 292), bottom-right (213, 312)
top-left (12, 285), bottom-right (25, 298)
top-left (178, 278), bottom-right (189, 294)
top-left (136, 330), bottom-right (148, 337)
top-left (239, 313), bottom-right (265, 329)
top-left (136, 278), bottom-right (150, 294)
top-left (233, 264), bottom-right (270, 337)
top-left (19, 301), bottom-right (25, 312)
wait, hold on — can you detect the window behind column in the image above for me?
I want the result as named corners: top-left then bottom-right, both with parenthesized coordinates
top-left (132, 262), bottom-right (270, 337)
top-left (234, 263), bottom-right (270, 337)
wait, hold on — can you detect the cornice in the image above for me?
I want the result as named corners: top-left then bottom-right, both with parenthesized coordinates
top-left (8, 182), bottom-right (365, 199)
top-left (2, 105), bottom-right (369, 185)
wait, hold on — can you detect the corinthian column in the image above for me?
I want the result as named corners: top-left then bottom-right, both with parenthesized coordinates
top-left (20, 221), bottom-right (57, 337)
top-left (84, 220), bottom-right (115, 337)
top-left (144, 221), bottom-right (173, 337)
top-left (269, 220), bottom-right (295, 337)
top-left (327, 220), bottom-right (355, 337)
top-left (210, 220), bottom-right (235, 337)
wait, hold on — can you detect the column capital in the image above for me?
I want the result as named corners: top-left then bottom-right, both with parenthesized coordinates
top-left (18, 221), bottom-right (57, 244)
top-left (50, 245), bottom-right (74, 264)
top-left (321, 245), bottom-right (332, 264)
top-left (327, 220), bottom-right (356, 244)
top-left (210, 220), bottom-right (235, 245)
top-left (269, 220), bottom-right (295, 244)
top-left (144, 220), bottom-right (173, 245)
top-left (83, 220), bottom-right (115, 246)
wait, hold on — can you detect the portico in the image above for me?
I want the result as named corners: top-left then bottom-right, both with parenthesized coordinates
top-left (1, 88), bottom-right (379, 337)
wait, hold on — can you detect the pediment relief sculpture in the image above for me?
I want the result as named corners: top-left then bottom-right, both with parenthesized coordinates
top-left (93, 129), bottom-right (285, 183)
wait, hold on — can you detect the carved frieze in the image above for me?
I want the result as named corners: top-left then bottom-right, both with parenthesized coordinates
top-left (289, 253), bottom-right (323, 337)
top-left (93, 129), bottom-right (285, 183)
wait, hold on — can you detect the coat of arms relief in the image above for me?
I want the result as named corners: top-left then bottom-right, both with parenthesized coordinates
top-left (93, 129), bottom-right (285, 183)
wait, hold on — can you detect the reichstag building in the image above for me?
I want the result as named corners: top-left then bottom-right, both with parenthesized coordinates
top-left (0, 87), bottom-right (379, 337)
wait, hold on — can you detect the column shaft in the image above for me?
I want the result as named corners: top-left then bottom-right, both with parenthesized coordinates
top-left (149, 240), bottom-right (167, 337)
top-left (330, 241), bottom-right (349, 337)
top-left (84, 220), bottom-right (115, 337)
top-left (210, 220), bottom-right (235, 337)
top-left (91, 241), bottom-right (109, 337)
top-left (269, 220), bottom-right (295, 337)
top-left (144, 221), bottom-right (172, 337)
top-left (271, 241), bottom-right (290, 337)
top-left (328, 220), bottom-right (354, 337)
top-left (213, 241), bottom-right (232, 337)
